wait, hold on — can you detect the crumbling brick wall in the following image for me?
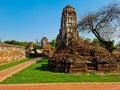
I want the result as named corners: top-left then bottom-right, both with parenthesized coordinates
top-left (0, 43), bottom-right (26, 64)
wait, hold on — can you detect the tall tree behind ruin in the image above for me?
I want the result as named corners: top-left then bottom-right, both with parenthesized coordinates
top-left (78, 2), bottom-right (120, 52)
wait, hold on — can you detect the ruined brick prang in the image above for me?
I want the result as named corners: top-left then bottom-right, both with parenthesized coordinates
top-left (48, 5), bottom-right (120, 74)
top-left (56, 5), bottom-right (79, 48)
top-left (0, 43), bottom-right (26, 64)
top-left (41, 37), bottom-right (52, 57)
top-left (41, 37), bottom-right (51, 50)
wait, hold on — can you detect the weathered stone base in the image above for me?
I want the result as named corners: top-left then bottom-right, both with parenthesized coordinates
top-left (48, 41), bottom-right (120, 73)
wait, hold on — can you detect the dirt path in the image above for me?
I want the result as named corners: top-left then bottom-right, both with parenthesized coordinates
top-left (0, 57), bottom-right (119, 90)
top-left (0, 82), bottom-right (119, 90)
top-left (0, 57), bottom-right (41, 82)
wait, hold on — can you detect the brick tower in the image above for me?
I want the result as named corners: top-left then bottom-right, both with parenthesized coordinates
top-left (56, 5), bottom-right (79, 47)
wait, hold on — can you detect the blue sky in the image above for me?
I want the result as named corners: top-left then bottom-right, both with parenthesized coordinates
top-left (0, 0), bottom-right (114, 42)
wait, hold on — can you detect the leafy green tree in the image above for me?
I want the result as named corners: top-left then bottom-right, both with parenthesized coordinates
top-left (79, 36), bottom-right (84, 41)
top-left (50, 38), bottom-right (56, 49)
top-left (33, 42), bottom-right (41, 49)
top-left (93, 38), bottom-right (104, 47)
top-left (85, 38), bottom-right (92, 42)
top-left (4, 40), bottom-right (40, 49)
top-left (92, 38), bottom-right (116, 51)
top-left (0, 38), bottom-right (2, 43)
top-left (93, 38), bottom-right (100, 44)
top-left (4, 40), bottom-right (19, 45)
top-left (19, 42), bottom-right (29, 46)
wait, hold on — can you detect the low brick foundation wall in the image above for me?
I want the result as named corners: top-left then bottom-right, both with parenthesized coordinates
top-left (0, 43), bottom-right (26, 64)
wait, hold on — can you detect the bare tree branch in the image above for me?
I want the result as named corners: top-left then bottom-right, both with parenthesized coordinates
top-left (78, 2), bottom-right (120, 52)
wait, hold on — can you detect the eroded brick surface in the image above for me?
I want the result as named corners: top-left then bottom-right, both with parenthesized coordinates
top-left (0, 43), bottom-right (26, 65)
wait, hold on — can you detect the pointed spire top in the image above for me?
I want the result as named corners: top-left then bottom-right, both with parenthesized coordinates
top-left (64, 5), bottom-right (74, 9)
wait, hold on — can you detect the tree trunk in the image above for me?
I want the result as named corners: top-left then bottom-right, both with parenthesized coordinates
top-left (92, 30), bottom-right (114, 52)
top-left (102, 41), bottom-right (114, 53)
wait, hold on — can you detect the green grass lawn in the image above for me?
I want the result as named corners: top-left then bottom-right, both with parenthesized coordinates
top-left (0, 57), bottom-right (34, 71)
top-left (1, 58), bottom-right (120, 84)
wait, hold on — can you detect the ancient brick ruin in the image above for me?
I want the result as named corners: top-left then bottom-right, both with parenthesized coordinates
top-left (41, 37), bottom-right (52, 56)
top-left (48, 5), bottom-right (120, 73)
top-left (25, 37), bottom-right (54, 57)
top-left (56, 5), bottom-right (79, 48)
top-left (26, 42), bottom-right (35, 57)
top-left (0, 43), bottom-right (26, 64)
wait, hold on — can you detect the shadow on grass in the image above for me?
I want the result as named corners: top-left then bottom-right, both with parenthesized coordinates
top-left (35, 64), bottom-right (49, 71)
top-left (42, 57), bottom-right (48, 59)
